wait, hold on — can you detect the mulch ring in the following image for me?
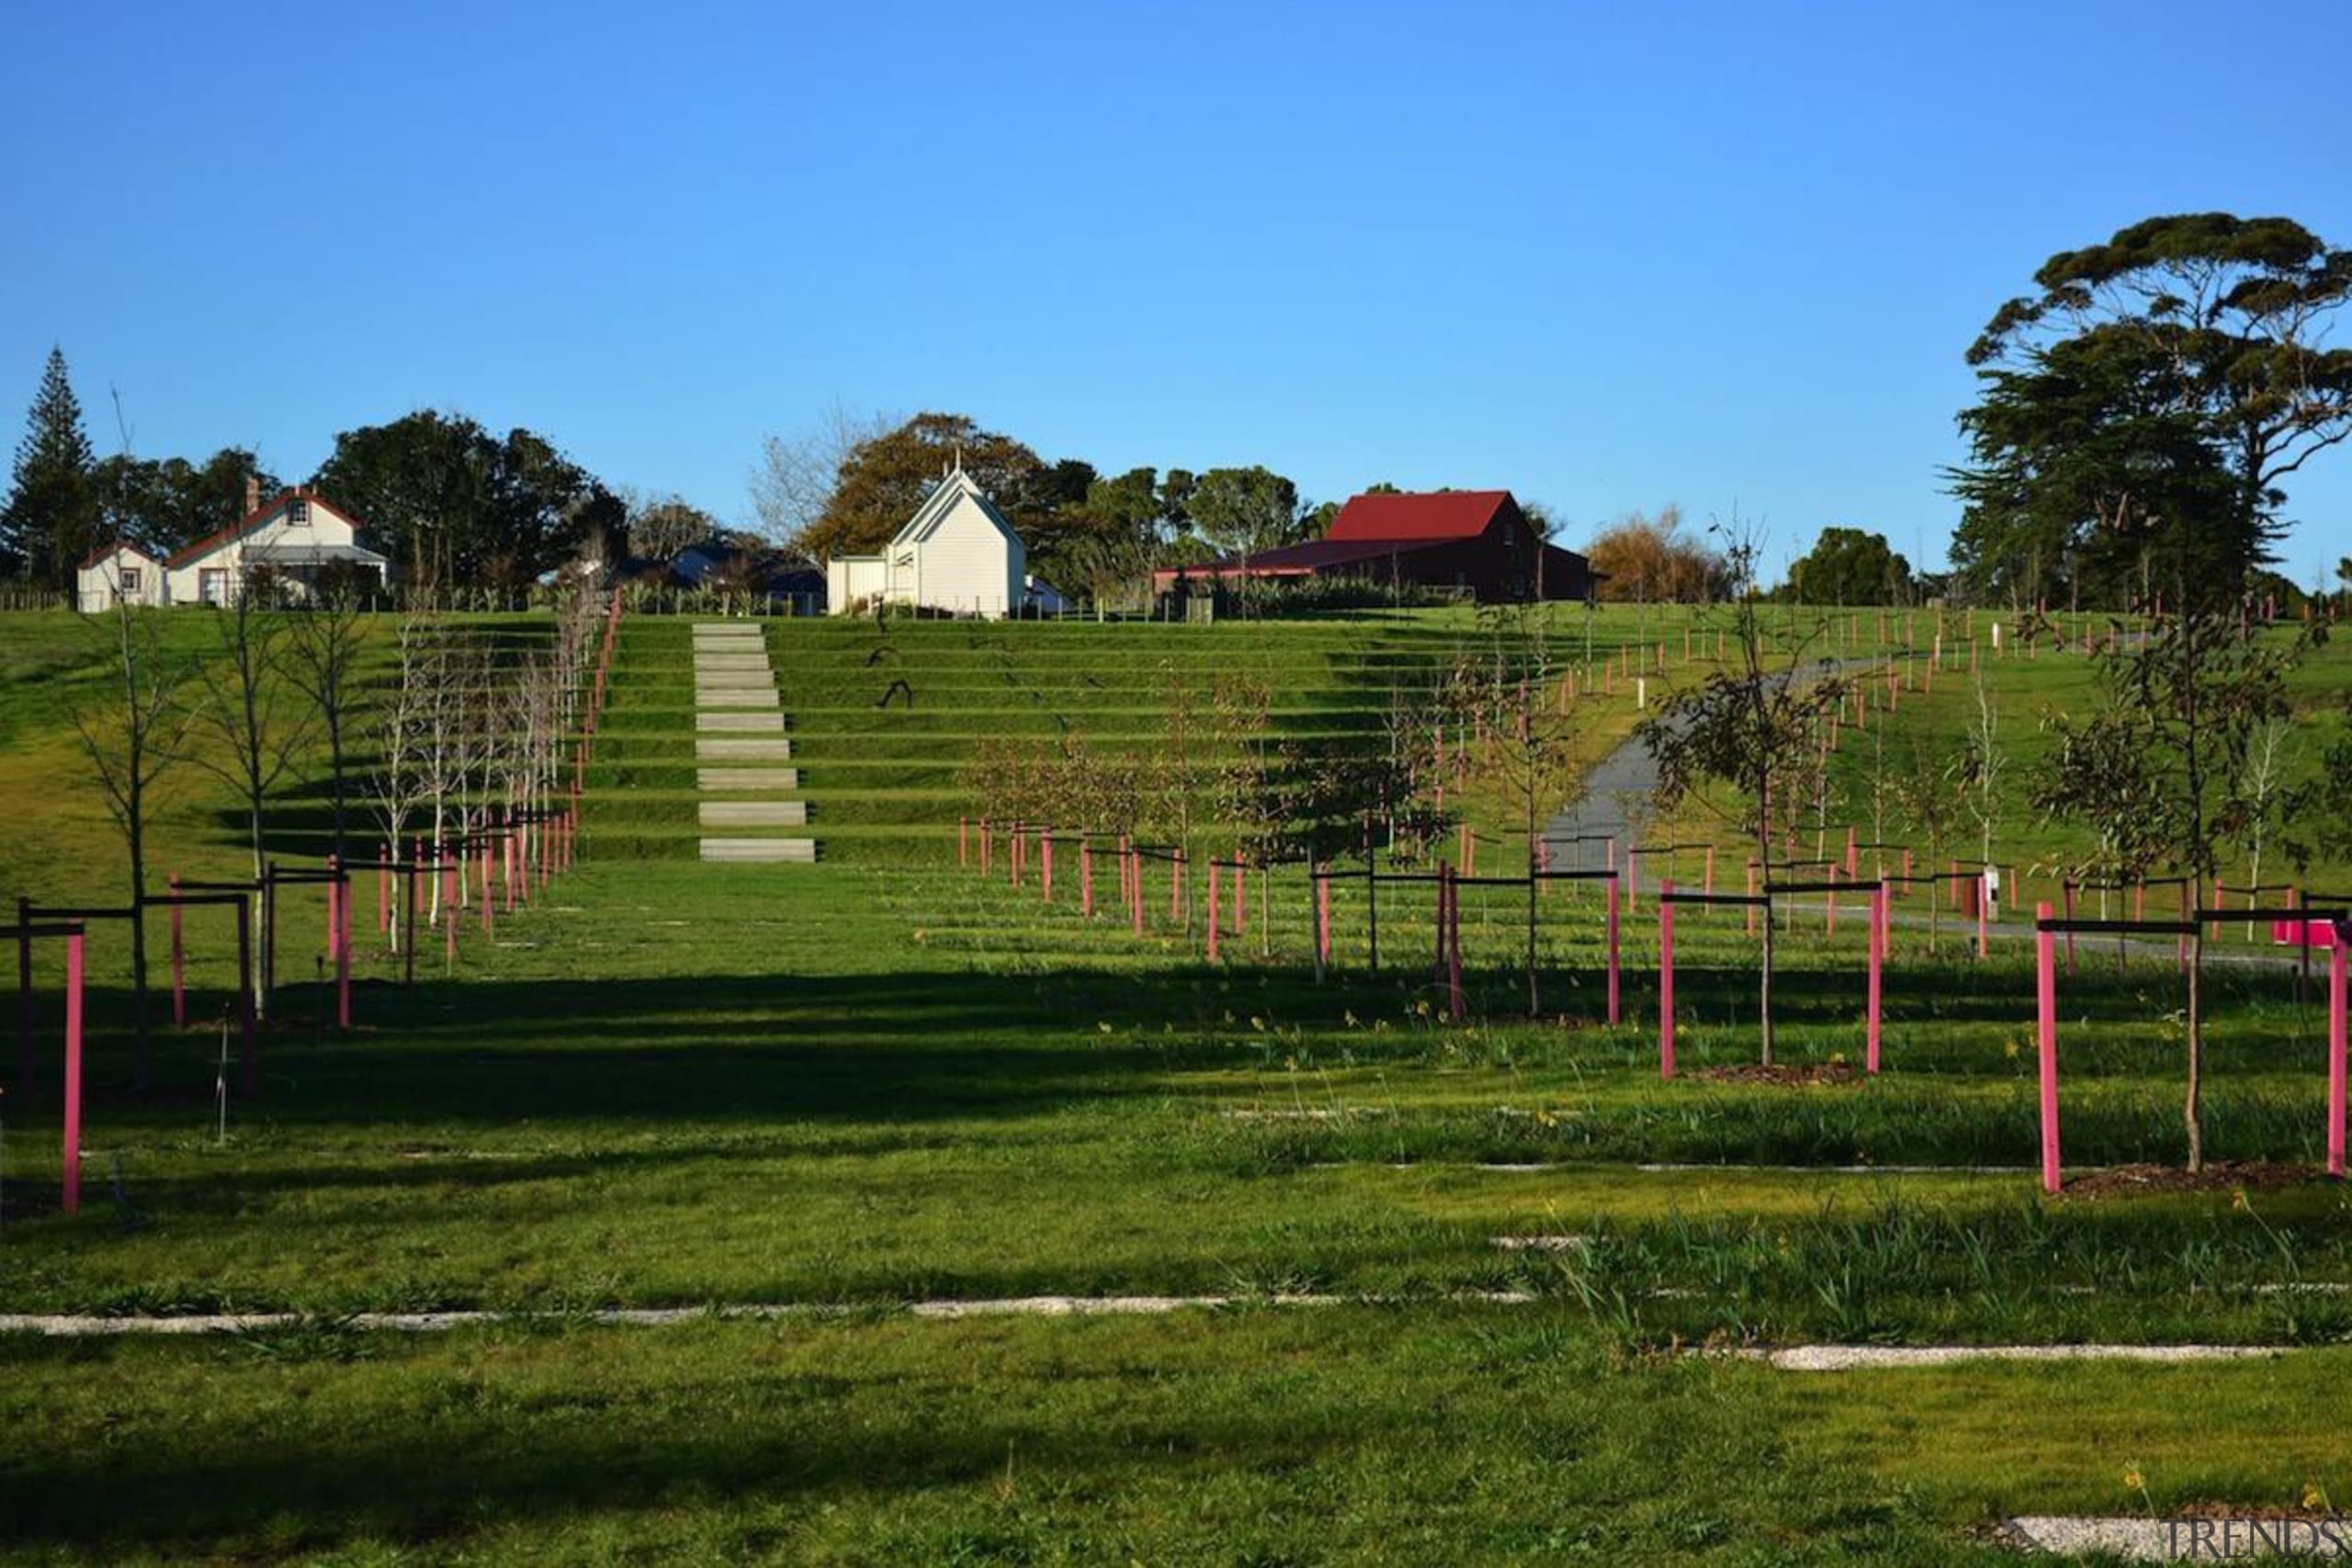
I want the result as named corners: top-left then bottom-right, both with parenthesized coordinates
top-left (2060, 1160), bottom-right (2325, 1201)
top-left (1693, 1062), bottom-right (1860, 1087)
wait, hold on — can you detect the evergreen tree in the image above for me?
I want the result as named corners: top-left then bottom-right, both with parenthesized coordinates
top-left (2, 347), bottom-right (100, 586)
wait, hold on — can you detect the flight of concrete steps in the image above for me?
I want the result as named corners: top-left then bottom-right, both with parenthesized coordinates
top-left (692, 622), bottom-right (817, 863)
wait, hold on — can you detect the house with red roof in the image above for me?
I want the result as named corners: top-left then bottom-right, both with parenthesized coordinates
top-left (160, 484), bottom-right (390, 607)
top-left (1150, 489), bottom-right (1593, 604)
top-left (74, 539), bottom-right (169, 612)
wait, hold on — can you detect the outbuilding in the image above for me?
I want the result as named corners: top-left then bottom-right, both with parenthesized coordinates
top-left (1153, 489), bottom-right (1593, 604)
top-left (75, 540), bottom-right (170, 611)
top-left (825, 462), bottom-right (1026, 618)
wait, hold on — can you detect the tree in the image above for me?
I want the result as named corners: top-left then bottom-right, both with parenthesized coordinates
top-left (285, 584), bottom-right (368, 861)
top-left (1785, 526), bottom-right (1914, 605)
top-left (1187, 467), bottom-right (1301, 558)
top-left (312, 412), bottom-right (622, 592)
top-left (1954, 214), bottom-right (2352, 613)
top-left (796, 413), bottom-right (1045, 561)
top-left (93, 448), bottom-right (280, 556)
top-left (750, 404), bottom-right (899, 549)
top-left (3, 346), bottom-right (99, 584)
top-left (190, 581), bottom-right (316, 884)
top-left (1636, 529), bottom-right (1849, 1064)
top-left (2031, 609), bottom-right (2308, 1171)
top-left (627, 494), bottom-right (719, 561)
top-left (72, 596), bottom-right (194, 1087)
top-left (1585, 506), bottom-right (1728, 604)
top-left (1468, 606), bottom-right (1583, 1012)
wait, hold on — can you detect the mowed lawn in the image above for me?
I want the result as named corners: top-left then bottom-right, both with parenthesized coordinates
top-left (5, 605), bottom-right (2352, 1562)
top-left (2, 861), bottom-right (2350, 1562)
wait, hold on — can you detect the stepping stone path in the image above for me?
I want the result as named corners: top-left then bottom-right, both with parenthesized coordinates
top-left (691, 623), bottom-right (817, 864)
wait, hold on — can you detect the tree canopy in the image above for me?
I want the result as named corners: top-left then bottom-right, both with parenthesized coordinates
top-left (1783, 526), bottom-right (1914, 604)
top-left (1950, 213), bottom-right (2352, 612)
top-left (3, 346), bottom-right (100, 584)
top-left (94, 448), bottom-right (280, 557)
top-left (1584, 505), bottom-right (1727, 603)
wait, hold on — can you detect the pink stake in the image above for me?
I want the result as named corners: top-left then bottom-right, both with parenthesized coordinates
top-left (959, 817), bottom-right (967, 867)
top-left (980, 818), bottom-right (991, 875)
top-left (1605, 876), bottom-right (1622, 1027)
top-left (1978, 868), bottom-right (1991, 961)
top-left (1866, 882), bottom-right (1884, 1074)
top-left (62, 930), bottom-right (84, 1214)
top-left (1703, 844), bottom-right (1715, 897)
top-left (1207, 862), bottom-right (1221, 962)
top-left (1042, 834), bottom-right (1054, 903)
top-left (1317, 872), bottom-right (1332, 966)
top-left (1846, 826), bottom-right (1858, 877)
top-left (1746, 859), bottom-right (1758, 937)
top-left (1171, 852), bottom-right (1184, 925)
top-left (444, 863), bottom-right (458, 964)
top-left (325, 855), bottom-right (341, 977)
top-left (2037, 901), bottom-right (2061, 1195)
top-left (1080, 840), bottom-right (1093, 917)
top-left (337, 864), bottom-right (352, 1030)
top-left (1658, 879), bottom-right (1676, 1077)
top-left (2331, 937), bottom-right (2347, 1179)
top-left (1826, 866), bottom-right (1838, 935)
top-left (1625, 847), bottom-right (1638, 913)
top-left (169, 873), bottom-right (186, 1030)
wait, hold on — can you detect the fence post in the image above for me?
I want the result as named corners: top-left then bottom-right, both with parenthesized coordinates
top-left (336, 860), bottom-right (352, 1031)
top-left (2037, 901), bottom-right (2060, 1196)
top-left (1658, 879), bottom-right (1676, 1078)
top-left (236, 895), bottom-right (256, 1097)
top-left (1605, 876), bottom-right (1621, 1027)
top-left (1867, 882), bottom-right (1884, 1074)
top-left (2331, 936), bottom-right (2347, 1179)
top-left (62, 930), bottom-right (84, 1214)
top-left (1042, 833), bottom-right (1054, 904)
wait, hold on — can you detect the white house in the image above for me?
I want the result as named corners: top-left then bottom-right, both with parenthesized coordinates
top-left (75, 540), bottom-right (170, 612)
top-left (164, 487), bottom-right (390, 606)
top-left (825, 464), bottom-right (1025, 618)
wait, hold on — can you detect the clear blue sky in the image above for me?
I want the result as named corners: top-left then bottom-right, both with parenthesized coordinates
top-left (5, 0), bottom-right (2348, 581)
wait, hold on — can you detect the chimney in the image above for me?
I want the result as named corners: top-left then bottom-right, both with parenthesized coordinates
top-left (244, 476), bottom-right (261, 515)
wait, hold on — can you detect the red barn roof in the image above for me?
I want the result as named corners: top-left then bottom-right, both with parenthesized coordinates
top-left (1324, 490), bottom-right (1513, 544)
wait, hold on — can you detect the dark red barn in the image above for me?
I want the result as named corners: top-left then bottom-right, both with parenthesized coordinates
top-left (1153, 490), bottom-right (1592, 604)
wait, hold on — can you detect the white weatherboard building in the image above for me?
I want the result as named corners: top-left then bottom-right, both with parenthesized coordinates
top-left (825, 465), bottom-right (1026, 618)
top-left (75, 541), bottom-right (169, 612)
top-left (166, 488), bottom-right (389, 605)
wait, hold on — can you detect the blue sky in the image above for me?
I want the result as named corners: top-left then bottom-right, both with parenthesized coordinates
top-left (4, 0), bottom-right (2348, 581)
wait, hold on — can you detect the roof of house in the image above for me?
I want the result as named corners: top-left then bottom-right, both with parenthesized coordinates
top-left (1324, 490), bottom-right (1515, 544)
top-left (889, 467), bottom-right (1023, 551)
top-left (78, 538), bottom-right (165, 570)
top-left (167, 489), bottom-right (357, 569)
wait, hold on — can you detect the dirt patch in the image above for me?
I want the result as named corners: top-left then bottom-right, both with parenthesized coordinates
top-left (2060, 1161), bottom-right (2324, 1201)
top-left (1692, 1062), bottom-right (1860, 1087)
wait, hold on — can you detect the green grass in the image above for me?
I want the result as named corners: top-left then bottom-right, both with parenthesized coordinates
top-left (5, 605), bottom-right (2352, 1561)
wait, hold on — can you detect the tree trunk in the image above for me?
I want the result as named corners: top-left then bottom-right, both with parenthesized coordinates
top-left (128, 817), bottom-right (152, 1091)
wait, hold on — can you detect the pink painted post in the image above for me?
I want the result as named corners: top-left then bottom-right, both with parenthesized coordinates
top-left (1605, 876), bottom-right (1622, 1026)
top-left (2331, 936), bottom-right (2347, 1179)
top-left (1845, 826), bottom-right (1858, 877)
top-left (980, 819), bottom-right (991, 876)
top-left (169, 873), bottom-right (186, 1030)
top-left (1317, 872), bottom-right (1332, 966)
top-left (1825, 866), bottom-right (1838, 935)
top-left (1041, 833), bottom-right (1054, 903)
top-left (1170, 852), bottom-right (1184, 924)
top-left (1207, 862), bottom-right (1221, 963)
top-left (1080, 839), bottom-right (1093, 918)
top-left (1866, 882), bottom-right (1884, 1074)
top-left (62, 930), bottom-right (84, 1214)
top-left (1011, 828), bottom-right (1023, 890)
top-left (2037, 901), bottom-right (2061, 1195)
top-left (959, 817), bottom-right (968, 867)
top-left (1625, 846), bottom-right (1638, 913)
top-left (1703, 844), bottom-right (1715, 897)
top-left (1658, 878), bottom-right (1676, 1077)
top-left (481, 837), bottom-right (494, 937)
top-left (325, 855), bottom-right (341, 979)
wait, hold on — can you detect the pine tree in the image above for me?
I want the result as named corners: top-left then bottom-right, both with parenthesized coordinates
top-left (3, 346), bottom-right (100, 586)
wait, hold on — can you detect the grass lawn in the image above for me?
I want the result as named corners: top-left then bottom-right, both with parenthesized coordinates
top-left (3, 605), bottom-right (2350, 1562)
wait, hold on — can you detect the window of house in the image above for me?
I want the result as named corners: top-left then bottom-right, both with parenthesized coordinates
top-left (119, 567), bottom-right (141, 593)
top-left (200, 568), bottom-right (229, 604)
top-left (287, 497), bottom-right (310, 525)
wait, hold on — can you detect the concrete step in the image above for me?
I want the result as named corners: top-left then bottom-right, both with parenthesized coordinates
top-left (697, 768), bottom-right (801, 791)
top-left (693, 662), bottom-right (774, 678)
top-left (697, 712), bottom-right (787, 732)
top-left (694, 687), bottom-right (782, 708)
top-left (700, 838), bottom-right (819, 863)
top-left (700, 801), bottom-right (809, 827)
top-left (695, 738), bottom-right (793, 760)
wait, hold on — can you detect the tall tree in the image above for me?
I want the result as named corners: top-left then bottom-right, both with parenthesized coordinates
top-left (1187, 466), bottom-right (1300, 558)
top-left (797, 412), bottom-right (1045, 560)
top-left (3, 347), bottom-right (100, 584)
top-left (94, 448), bottom-right (281, 556)
top-left (190, 582), bottom-right (316, 884)
top-left (1954, 213), bottom-right (2352, 612)
top-left (1784, 526), bottom-right (1914, 605)
top-left (1584, 506), bottom-right (1728, 604)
